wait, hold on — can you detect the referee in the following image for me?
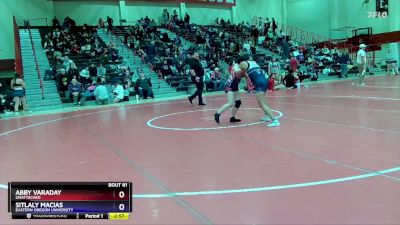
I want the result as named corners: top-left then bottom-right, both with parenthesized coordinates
top-left (186, 52), bottom-right (206, 105)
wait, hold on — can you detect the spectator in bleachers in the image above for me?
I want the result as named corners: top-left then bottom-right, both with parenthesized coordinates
top-left (52, 16), bottom-right (60, 28)
top-left (290, 56), bottom-right (299, 72)
top-left (53, 28), bottom-right (61, 39)
top-left (81, 81), bottom-right (96, 105)
top-left (184, 13), bottom-right (190, 24)
top-left (106, 16), bottom-right (113, 33)
top-left (80, 33), bottom-right (92, 52)
top-left (113, 80), bottom-right (124, 103)
top-left (68, 62), bottom-right (79, 78)
top-left (89, 64), bottom-right (97, 77)
top-left (79, 66), bottom-right (90, 84)
top-left (68, 79), bottom-right (85, 106)
top-left (160, 60), bottom-right (173, 80)
top-left (272, 18), bottom-right (277, 36)
top-left (339, 51), bottom-right (350, 78)
top-left (210, 67), bottom-right (224, 91)
top-left (269, 57), bottom-right (281, 79)
top-left (93, 39), bottom-right (105, 55)
top-left (70, 44), bottom-right (80, 55)
top-left (98, 17), bottom-right (105, 29)
top-left (322, 46), bottom-right (330, 56)
top-left (172, 10), bottom-right (179, 21)
top-left (107, 42), bottom-right (120, 62)
top-left (62, 56), bottom-right (73, 73)
top-left (94, 80), bottom-right (109, 105)
top-left (331, 47), bottom-right (339, 61)
top-left (97, 64), bottom-right (106, 78)
top-left (146, 41), bottom-right (156, 64)
top-left (57, 69), bottom-right (69, 95)
top-left (281, 39), bottom-right (290, 59)
top-left (43, 35), bottom-right (53, 51)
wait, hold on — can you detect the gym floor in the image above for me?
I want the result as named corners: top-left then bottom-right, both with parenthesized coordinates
top-left (0, 75), bottom-right (399, 224)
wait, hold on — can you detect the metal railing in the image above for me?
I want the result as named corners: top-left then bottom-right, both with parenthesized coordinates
top-left (26, 17), bottom-right (48, 26)
top-left (27, 23), bottom-right (45, 99)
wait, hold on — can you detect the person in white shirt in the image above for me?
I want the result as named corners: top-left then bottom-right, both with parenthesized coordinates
top-left (243, 41), bottom-right (251, 54)
top-left (268, 57), bottom-right (281, 80)
top-left (356, 44), bottom-right (367, 86)
top-left (113, 80), bottom-right (124, 103)
top-left (385, 49), bottom-right (396, 75)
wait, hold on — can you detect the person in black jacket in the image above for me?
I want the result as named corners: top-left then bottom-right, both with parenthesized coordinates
top-left (186, 52), bottom-right (206, 105)
top-left (135, 71), bottom-right (153, 99)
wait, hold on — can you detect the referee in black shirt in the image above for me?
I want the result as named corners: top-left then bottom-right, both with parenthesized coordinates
top-left (186, 52), bottom-right (206, 105)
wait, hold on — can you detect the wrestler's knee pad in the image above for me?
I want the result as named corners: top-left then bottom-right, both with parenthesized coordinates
top-left (234, 100), bottom-right (241, 109)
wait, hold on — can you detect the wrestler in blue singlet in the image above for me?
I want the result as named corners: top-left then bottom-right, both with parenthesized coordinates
top-left (244, 60), bottom-right (268, 93)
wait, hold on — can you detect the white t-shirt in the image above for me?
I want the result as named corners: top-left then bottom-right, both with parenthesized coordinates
top-left (356, 49), bottom-right (366, 64)
top-left (113, 85), bottom-right (124, 100)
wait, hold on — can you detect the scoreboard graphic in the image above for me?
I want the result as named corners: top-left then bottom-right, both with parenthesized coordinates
top-left (8, 182), bottom-right (132, 220)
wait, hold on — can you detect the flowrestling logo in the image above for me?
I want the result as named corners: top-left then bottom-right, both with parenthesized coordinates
top-left (367, 11), bottom-right (388, 18)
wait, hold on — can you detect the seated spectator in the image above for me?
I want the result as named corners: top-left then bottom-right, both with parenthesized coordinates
top-left (82, 81), bottom-right (97, 105)
top-left (97, 64), bottom-right (106, 77)
top-left (62, 56), bottom-right (73, 73)
top-left (135, 71), bottom-right (153, 99)
top-left (113, 80), bottom-right (124, 103)
top-left (281, 70), bottom-right (298, 89)
top-left (68, 79), bottom-right (85, 106)
top-left (94, 80), bottom-right (109, 104)
top-left (92, 39), bottom-right (104, 55)
top-left (43, 35), bottom-right (53, 51)
top-left (160, 60), bottom-right (173, 80)
top-left (209, 67), bottom-right (224, 91)
top-left (57, 69), bottom-right (69, 95)
top-left (331, 47), bottom-right (339, 61)
top-left (242, 40), bottom-right (251, 54)
top-left (108, 42), bottom-right (119, 61)
top-left (146, 41), bottom-right (156, 64)
top-left (53, 28), bottom-right (61, 38)
top-left (68, 62), bottom-right (79, 78)
top-left (322, 46), bottom-right (330, 56)
top-left (79, 67), bottom-right (90, 84)
top-left (89, 64), bottom-right (97, 77)
top-left (70, 44), bottom-right (80, 55)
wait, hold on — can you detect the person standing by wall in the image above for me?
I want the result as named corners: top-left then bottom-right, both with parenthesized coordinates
top-left (386, 49), bottom-right (396, 75)
top-left (106, 16), bottom-right (113, 34)
top-left (135, 71), bottom-right (153, 99)
top-left (356, 44), bottom-right (367, 86)
top-left (339, 51), bottom-right (350, 78)
top-left (11, 74), bottom-right (28, 114)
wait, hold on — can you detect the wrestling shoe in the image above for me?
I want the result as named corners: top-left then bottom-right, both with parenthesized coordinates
top-left (230, 117), bottom-right (241, 123)
top-left (267, 119), bottom-right (280, 127)
top-left (214, 113), bottom-right (221, 124)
